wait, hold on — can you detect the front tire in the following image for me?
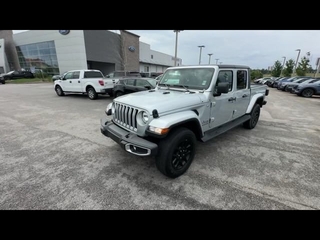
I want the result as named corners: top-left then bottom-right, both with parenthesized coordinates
top-left (87, 87), bottom-right (98, 100)
top-left (301, 88), bottom-right (314, 98)
top-left (243, 104), bottom-right (260, 129)
top-left (55, 85), bottom-right (64, 96)
top-left (155, 127), bottom-right (196, 178)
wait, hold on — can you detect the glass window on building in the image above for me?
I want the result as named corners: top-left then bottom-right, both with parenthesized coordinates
top-left (16, 40), bottom-right (60, 75)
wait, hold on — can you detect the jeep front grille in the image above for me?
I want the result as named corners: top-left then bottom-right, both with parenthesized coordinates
top-left (114, 103), bottom-right (139, 132)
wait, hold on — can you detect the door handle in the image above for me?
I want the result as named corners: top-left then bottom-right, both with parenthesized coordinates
top-left (69, 81), bottom-right (72, 83)
top-left (78, 81), bottom-right (80, 83)
top-left (228, 97), bottom-right (236, 102)
top-left (242, 94), bottom-right (248, 98)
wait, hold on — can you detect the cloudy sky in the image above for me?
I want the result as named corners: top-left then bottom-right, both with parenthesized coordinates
top-left (13, 30), bottom-right (320, 69)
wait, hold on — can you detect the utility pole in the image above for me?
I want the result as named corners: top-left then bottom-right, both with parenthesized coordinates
top-left (198, 45), bottom-right (205, 65)
top-left (173, 30), bottom-right (183, 66)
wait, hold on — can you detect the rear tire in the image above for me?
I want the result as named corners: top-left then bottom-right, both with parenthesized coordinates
top-left (87, 87), bottom-right (98, 100)
top-left (243, 104), bottom-right (260, 129)
top-left (155, 127), bottom-right (196, 178)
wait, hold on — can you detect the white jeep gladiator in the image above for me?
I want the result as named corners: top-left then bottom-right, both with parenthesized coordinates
top-left (100, 65), bottom-right (269, 178)
top-left (54, 69), bottom-right (114, 100)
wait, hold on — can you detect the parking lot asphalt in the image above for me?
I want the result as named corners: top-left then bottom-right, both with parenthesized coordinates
top-left (0, 83), bottom-right (319, 210)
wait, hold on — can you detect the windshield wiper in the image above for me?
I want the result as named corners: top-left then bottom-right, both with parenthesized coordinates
top-left (172, 84), bottom-right (191, 92)
top-left (158, 83), bottom-right (170, 89)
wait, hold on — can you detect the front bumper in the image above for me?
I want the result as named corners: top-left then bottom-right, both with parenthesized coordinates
top-left (100, 116), bottom-right (158, 157)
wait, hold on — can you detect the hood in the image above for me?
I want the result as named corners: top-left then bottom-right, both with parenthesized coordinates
top-left (114, 89), bottom-right (206, 114)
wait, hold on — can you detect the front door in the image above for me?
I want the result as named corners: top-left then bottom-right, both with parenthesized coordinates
top-left (233, 69), bottom-right (250, 119)
top-left (210, 69), bottom-right (236, 128)
top-left (60, 71), bottom-right (73, 91)
top-left (69, 71), bottom-right (81, 92)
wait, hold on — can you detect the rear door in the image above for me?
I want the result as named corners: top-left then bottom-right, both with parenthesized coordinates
top-left (123, 79), bottom-right (136, 94)
top-left (233, 69), bottom-right (250, 119)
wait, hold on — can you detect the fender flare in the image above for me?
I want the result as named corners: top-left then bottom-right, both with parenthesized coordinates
top-left (148, 111), bottom-right (204, 139)
top-left (246, 93), bottom-right (264, 114)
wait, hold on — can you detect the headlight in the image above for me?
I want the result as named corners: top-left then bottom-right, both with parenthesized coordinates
top-left (105, 102), bottom-right (113, 115)
top-left (142, 111), bottom-right (149, 124)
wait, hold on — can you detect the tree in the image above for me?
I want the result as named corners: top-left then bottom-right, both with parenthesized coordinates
top-left (295, 56), bottom-right (310, 76)
top-left (282, 59), bottom-right (295, 77)
top-left (251, 69), bottom-right (263, 80)
top-left (271, 60), bottom-right (282, 77)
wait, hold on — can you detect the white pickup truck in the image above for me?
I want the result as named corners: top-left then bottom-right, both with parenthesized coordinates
top-left (101, 65), bottom-right (269, 178)
top-left (54, 69), bottom-right (114, 100)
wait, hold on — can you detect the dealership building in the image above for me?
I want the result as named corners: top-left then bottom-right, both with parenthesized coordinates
top-left (0, 30), bottom-right (182, 76)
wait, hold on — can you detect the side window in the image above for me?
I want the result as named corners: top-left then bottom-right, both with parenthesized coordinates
top-left (126, 79), bottom-right (135, 86)
top-left (64, 72), bottom-right (73, 80)
top-left (136, 79), bottom-right (147, 87)
top-left (237, 70), bottom-right (247, 90)
top-left (108, 73), bottom-right (114, 78)
top-left (72, 71), bottom-right (80, 79)
top-left (216, 70), bottom-right (233, 92)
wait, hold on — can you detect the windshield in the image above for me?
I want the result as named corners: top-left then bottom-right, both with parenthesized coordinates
top-left (159, 68), bottom-right (214, 90)
top-left (7, 71), bottom-right (15, 74)
top-left (146, 78), bottom-right (158, 88)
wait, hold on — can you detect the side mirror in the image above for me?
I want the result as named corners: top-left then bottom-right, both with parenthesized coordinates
top-left (214, 82), bottom-right (229, 96)
top-left (144, 85), bottom-right (151, 90)
top-left (106, 75), bottom-right (110, 78)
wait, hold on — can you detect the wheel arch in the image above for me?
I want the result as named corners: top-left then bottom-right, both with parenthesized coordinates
top-left (246, 93), bottom-right (264, 113)
top-left (148, 111), bottom-right (203, 140)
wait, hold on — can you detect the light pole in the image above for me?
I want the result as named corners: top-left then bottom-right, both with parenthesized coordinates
top-left (280, 56), bottom-right (286, 77)
top-left (208, 53), bottom-right (213, 64)
top-left (215, 59), bottom-right (219, 64)
top-left (173, 30), bottom-right (183, 66)
top-left (198, 45), bottom-right (205, 65)
top-left (293, 49), bottom-right (301, 76)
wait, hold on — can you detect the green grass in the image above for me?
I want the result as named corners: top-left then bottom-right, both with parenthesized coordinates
top-left (6, 78), bottom-right (53, 84)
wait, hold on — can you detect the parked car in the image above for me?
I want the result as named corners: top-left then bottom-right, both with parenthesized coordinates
top-left (266, 77), bottom-right (281, 87)
top-left (154, 74), bottom-right (163, 84)
top-left (277, 77), bottom-right (303, 90)
top-left (105, 71), bottom-right (141, 85)
top-left (281, 77), bottom-right (312, 91)
top-left (294, 80), bottom-right (320, 97)
top-left (54, 69), bottom-right (114, 100)
top-left (100, 64), bottom-right (269, 178)
top-left (112, 77), bottom-right (158, 98)
top-left (288, 79), bottom-right (320, 93)
top-left (254, 77), bottom-right (272, 84)
top-left (272, 77), bottom-right (289, 88)
top-left (52, 74), bottom-right (62, 81)
top-left (0, 70), bottom-right (34, 80)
